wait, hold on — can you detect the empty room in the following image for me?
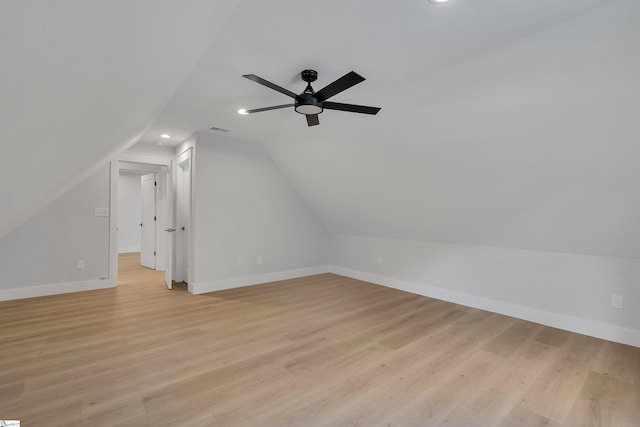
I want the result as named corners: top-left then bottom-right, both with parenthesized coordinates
top-left (1, 1), bottom-right (639, 426)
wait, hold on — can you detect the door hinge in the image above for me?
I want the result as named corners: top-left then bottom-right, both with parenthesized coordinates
top-left (154, 181), bottom-right (157, 186)
top-left (154, 251), bottom-right (156, 256)
top-left (154, 216), bottom-right (157, 221)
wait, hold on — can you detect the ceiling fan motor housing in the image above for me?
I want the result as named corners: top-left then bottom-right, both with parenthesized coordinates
top-left (295, 92), bottom-right (323, 115)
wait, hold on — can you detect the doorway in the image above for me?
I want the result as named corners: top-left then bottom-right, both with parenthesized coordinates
top-left (117, 161), bottom-right (166, 274)
top-left (112, 149), bottom-right (193, 292)
top-left (117, 170), bottom-right (145, 255)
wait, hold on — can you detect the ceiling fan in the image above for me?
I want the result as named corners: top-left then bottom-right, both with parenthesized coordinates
top-left (240, 69), bottom-right (381, 127)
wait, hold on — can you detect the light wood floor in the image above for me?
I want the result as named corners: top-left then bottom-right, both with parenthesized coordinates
top-left (1, 253), bottom-right (639, 426)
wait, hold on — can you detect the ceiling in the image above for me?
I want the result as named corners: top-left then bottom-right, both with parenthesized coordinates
top-left (3, 0), bottom-right (639, 259)
top-left (141, 0), bottom-right (640, 258)
top-left (140, 0), bottom-right (611, 145)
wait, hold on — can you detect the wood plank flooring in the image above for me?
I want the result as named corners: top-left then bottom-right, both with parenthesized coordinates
top-left (1, 252), bottom-right (639, 426)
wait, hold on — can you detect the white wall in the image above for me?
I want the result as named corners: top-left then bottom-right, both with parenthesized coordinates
top-left (190, 133), bottom-right (329, 293)
top-left (117, 172), bottom-right (142, 253)
top-left (257, 0), bottom-right (640, 260)
top-left (0, 164), bottom-right (113, 300)
top-left (330, 234), bottom-right (640, 347)
top-left (127, 142), bottom-right (177, 158)
top-left (0, 0), bottom-right (242, 239)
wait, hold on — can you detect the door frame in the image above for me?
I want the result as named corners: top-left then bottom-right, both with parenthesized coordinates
top-left (174, 147), bottom-right (194, 287)
top-left (110, 152), bottom-right (171, 286)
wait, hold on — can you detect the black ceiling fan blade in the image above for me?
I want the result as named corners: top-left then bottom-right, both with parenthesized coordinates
top-left (315, 71), bottom-right (365, 101)
top-left (244, 104), bottom-right (294, 114)
top-left (243, 74), bottom-right (297, 98)
top-left (323, 101), bottom-right (381, 115)
top-left (306, 114), bottom-right (319, 127)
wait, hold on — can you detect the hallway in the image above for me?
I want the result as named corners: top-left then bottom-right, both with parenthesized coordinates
top-left (118, 252), bottom-right (187, 292)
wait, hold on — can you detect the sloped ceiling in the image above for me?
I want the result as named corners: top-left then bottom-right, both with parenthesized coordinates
top-left (141, 0), bottom-right (640, 258)
top-left (6, 1), bottom-right (639, 259)
top-left (0, 0), bottom-right (240, 238)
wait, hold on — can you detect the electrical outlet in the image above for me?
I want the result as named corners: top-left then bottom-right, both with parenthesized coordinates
top-left (237, 256), bottom-right (244, 267)
top-left (93, 207), bottom-right (109, 217)
top-left (611, 294), bottom-right (623, 309)
top-left (76, 259), bottom-right (85, 270)
top-left (376, 256), bottom-right (383, 266)
top-left (256, 255), bottom-right (262, 265)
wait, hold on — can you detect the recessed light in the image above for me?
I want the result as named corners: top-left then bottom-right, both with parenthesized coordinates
top-left (238, 109), bottom-right (249, 115)
top-left (428, 0), bottom-right (451, 4)
top-left (160, 134), bottom-right (171, 139)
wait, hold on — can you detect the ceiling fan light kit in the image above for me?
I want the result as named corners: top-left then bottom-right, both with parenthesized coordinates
top-left (240, 69), bottom-right (381, 126)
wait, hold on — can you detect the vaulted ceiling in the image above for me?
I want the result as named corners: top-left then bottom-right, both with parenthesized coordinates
top-left (3, 0), bottom-right (639, 258)
top-left (0, 0), bottom-right (241, 237)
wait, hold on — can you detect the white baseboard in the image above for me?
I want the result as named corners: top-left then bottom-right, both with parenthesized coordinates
top-left (190, 265), bottom-right (330, 295)
top-left (0, 278), bottom-right (116, 301)
top-left (118, 247), bottom-right (140, 254)
top-left (329, 266), bottom-right (640, 348)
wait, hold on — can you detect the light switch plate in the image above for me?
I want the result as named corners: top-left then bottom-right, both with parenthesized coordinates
top-left (611, 294), bottom-right (624, 309)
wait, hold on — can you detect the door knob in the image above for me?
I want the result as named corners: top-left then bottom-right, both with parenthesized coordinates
top-left (180, 226), bottom-right (185, 231)
top-left (164, 228), bottom-right (176, 232)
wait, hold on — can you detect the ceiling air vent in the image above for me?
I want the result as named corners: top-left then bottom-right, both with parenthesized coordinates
top-left (210, 126), bottom-right (230, 133)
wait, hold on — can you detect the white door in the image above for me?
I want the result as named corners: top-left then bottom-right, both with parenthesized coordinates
top-left (164, 167), bottom-right (174, 289)
top-left (174, 149), bottom-right (192, 284)
top-left (140, 173), bottom-right (156, 269)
